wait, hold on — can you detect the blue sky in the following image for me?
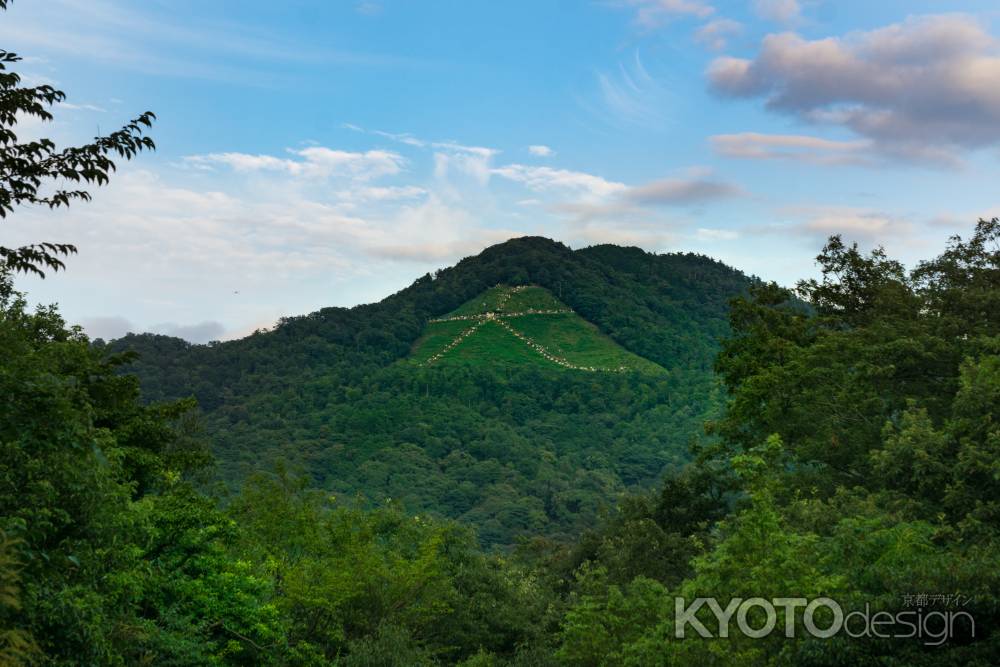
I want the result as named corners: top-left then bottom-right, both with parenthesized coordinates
top-left (6, 0), bottom-right (1000, 342)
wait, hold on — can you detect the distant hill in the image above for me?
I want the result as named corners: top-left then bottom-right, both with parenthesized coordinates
top-left (107, 237), bottom-right (754, 547)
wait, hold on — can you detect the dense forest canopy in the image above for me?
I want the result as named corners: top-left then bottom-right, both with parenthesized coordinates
top-left (5, 220), bottom-right (1000, 664)
top-left (548, 220), bottom-right (1000, 665)
top-left (108, 238), bottom-right (751, 547)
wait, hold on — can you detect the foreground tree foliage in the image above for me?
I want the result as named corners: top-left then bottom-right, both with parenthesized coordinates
top-left (0, 0), bottom-right (155, 277)
top-left (0, 269), bottom-right (554, 665)
top-left (5, 215), bottom-right (1000, 663)
top-left (552, 220), bottom-right (1000, 665)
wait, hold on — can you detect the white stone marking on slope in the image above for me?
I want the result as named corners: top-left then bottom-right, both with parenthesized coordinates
top-left (428, 308), bottom-right (572, 324)
top-left (421, 285), bottom-right (628, 372)
top-left (421, 320), bottom-right (485, 366)
top-left (494, 318), bottom-right (627, 373)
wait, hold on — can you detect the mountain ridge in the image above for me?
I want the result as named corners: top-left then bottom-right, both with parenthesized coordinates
top-left (106, 236), bottom-right (754, 546)
top-left (110, 236), bottom-right (752, 363)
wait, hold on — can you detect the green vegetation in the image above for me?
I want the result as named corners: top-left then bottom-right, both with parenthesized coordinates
top-left (109, 241), bottom-right (746, 548)
top-left (408, 318), bottom-right (473, 364)
top-left (505, 312), bottom-right (663, 373)
top-left (442, 284), bottom-right (568, 316)
top-left (6, 11), bottom-right (999, 661)
top-left (8, 221), bottom-right (999, 664)
top-left (408, 285), bottom-right (661, 373)
top-left (439, 284), bottom-right (507, 316)
top-left (0, 272), bottom-right (547, 662)
top-left (547, 220), bottom-right (1000, 665)
top-left (413, 319), bottom-right (534, 366)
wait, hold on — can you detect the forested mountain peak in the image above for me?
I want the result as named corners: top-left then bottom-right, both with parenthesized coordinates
top-left (109, 236), bottom-right (750, 396)
top-left (105, 237), bottom-right (752, 546)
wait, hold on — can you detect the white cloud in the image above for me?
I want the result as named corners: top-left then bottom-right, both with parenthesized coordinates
top-left (339, 124), bottom-right (500, 187)
top-left (5, 166), bottom-right (518, 341)
top-left (186, 152), bottom-right (293, 172)
top-left (433, 150), bottom-right (496, 187)
top-left (777, 205), bottom-right (915, 243)
top-left (625, 172), bottom-right (745, 204)
top-left (431, 142), bottom-right (500, 186)
top-left (695, 19), bottom-right (742, 51)
top-left (548, 200), bottom-right (648, 224)
top-left (528, 145), bottom-right (554, 157)
top-left (336, 185), bottom-right (427, 203)
top-left (929, 206), bottom-right (1000, 230)
top-left (368, 231), bottom-right (525, 262)
top-left (622, 0), bottom-right (715, 29)
top-left (57, 101), bottom-right (107, 112)
top-left (708, 15), bottom-right (1000, 164)
top-left (344, 123), bottom-right (499, 158)
top-left (296, 147), bottom-right (405, 179)
top-left (2, 0), bottom-right (413, 82)
top-left (431, 142), bottom-right (497, 158)
top-left (497, 164), bottom-right (745, 225)
top-left (492, 164), bottom-right (628, 200)
top-left (185, 147), bottom-right (405, 180)
top-left (710, 132), bottom-right (872, 165)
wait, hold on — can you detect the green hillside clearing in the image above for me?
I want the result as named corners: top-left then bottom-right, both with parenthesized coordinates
top-left (409, 285), bottom-right (662, 372)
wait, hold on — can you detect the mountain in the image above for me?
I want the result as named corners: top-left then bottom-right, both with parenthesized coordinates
top-left (108, 237), bottom-right (753, 546)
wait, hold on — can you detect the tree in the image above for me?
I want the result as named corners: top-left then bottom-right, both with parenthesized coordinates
top-left (0, 0), bottom-right (155, 277)
top-left (0, 530), bottom-right (41, 666)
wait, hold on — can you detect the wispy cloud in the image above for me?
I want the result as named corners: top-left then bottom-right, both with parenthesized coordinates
top-left (6, 165), bottom-right (521, 337)
top-left (342, 123), bottom-right (498, 156)
top-left (711, 132), bottom-right (873, 165)
top-left (528, 145), bottom-right (555, 157)
top-left (57, 101), bottom-right (107, 112)
top-left (496, 162), bottom-right (744, 225)
top-left (620, 0), bottom-right (715, 29)
top-left (336, 185), bottom-right (427, 203)
top-left (625, 171), bottom-right (745, 204)
top-left (772, 205), bottom-right (916, 244)
top-left (184, 147), bottom-right (406, 180)
top-left (695, 19), bottom-right (743, 51)
top-left (3, 0), bottom-right (418, 82)
top-left (585, 51), bottom-right (673, 129)
top-left (341, 123), bottom-right (500, 186)
top-left (493, 164), bottom-right (627, 200)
